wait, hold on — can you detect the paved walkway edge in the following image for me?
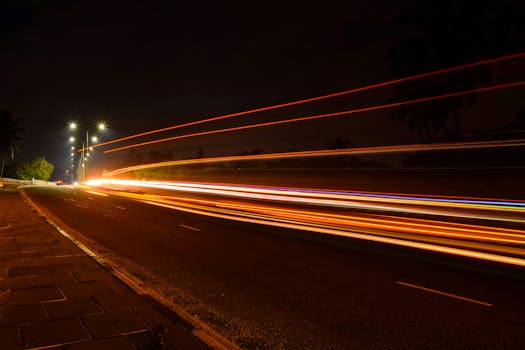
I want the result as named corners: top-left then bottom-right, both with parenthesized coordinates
top-left (20, 186), bottom-right (241, 350)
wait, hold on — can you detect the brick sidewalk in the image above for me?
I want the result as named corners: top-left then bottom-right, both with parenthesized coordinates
top-left (0, 188), bottom-right (211, 350)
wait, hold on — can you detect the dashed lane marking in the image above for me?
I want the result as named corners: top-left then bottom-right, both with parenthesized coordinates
top-left (396, 281), bottom-right (493, 307)
top-left (179, 224), bottom-right (200, 231)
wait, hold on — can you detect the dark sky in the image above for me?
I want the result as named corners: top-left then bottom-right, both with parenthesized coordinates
top-left (1, 0), bottom-right (525, 176)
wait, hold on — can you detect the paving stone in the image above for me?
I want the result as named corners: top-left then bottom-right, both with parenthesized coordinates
top-left (23, 318), bottom-right (91, 348)
top-left (102, 277), bottom-right (131, 294)
top-left (15, 237), bottom-right (58, 244)
top-left (134, 305), bottom-right (174, 329)
top-left (0, 289), bottom-right (11, 305)
top-left (128, 330), bottom-right (163, 349)
top-left (73, 270), bottom-right (109, 282)
top-left (0, 327), bottom-right (23, 350)
top-left (95, 292), bottom-right (147, 312)
top-left (0, 251), bottom-right (38, 262)
top-left (46, 263), bottom-right (86, 274)
top-left (62, 256), bottom-right (97, 265)
top-left (39, 248), bottom-right (73, 257)
top-left (66, 336), bottom-right (137, 350)
top-left (0, 241), bottom-right (19, 253)
top-left (0, 304), bottom-right (47, 327)
top-left (24, 256), bottom-right (64, 267)
top-left (31, 272), bottom-right (77, 287)
top-left (165, 324), bottom-right (210, 350)
top-left (82, 310), bottom-right (150, 338)
top-left (81, 261), bottom-right (104, 271)
top-left (8, 265), bottom-right (48, 277)
top-left (73, 271), bottom-right (131, 293)
top-left (44, 299), bottom-right (104, 320)
top-left (18, 242), bottom-right (60, 252)
top-left (3, 259), bottom-right (27, 270)
top-left (9, 286), bottom-right (65, 304)
top-left (60, 281), bottom-right (111, 299)
top-left (0, 277), bottom-right (33, 290)
top-left (67, 246), bottom-right (86, 255)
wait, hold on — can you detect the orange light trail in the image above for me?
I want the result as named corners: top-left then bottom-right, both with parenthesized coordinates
top-left (85, 179), bottom-right (525, 223)
top-left (79, 51), bottom-right (525, 152)
top-left (83, 183), bottom-right (525, 267)
top-left (103, 80), bottom-right (525, 154)
top-left (85, 189), bottom-right (109, 197)
top-left (103, 138), bottom-right (525, 176)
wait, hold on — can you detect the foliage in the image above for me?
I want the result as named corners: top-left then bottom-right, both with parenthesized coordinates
top-left (0, 110), bottom-right (23, 177)
top-left (10, 157), bottom-right (54, 180)
top-left (387, 0), bottom-right (525, 140)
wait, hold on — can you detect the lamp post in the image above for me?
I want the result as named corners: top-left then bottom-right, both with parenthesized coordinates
top-left (69, 121), bottom-right (106, 183)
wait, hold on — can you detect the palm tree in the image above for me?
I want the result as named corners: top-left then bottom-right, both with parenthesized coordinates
top-left (0, 110), bottom-right (23, 178)
top-left (387, 0), bottom-right (524, 141)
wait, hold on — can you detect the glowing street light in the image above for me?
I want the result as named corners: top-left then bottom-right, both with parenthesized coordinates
top-left (68, 121), bottom-right (108, 183)
top-left (71, 146), bottom-right (75, 150)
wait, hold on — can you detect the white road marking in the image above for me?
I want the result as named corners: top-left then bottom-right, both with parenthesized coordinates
top-left (116, 206), bottom-right (126, 210)
top-left (396, 281), bottom-right (493, 307)
top-left (179, 224), bottom-right (200, 231)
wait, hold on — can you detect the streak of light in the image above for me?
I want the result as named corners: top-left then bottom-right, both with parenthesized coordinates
top-left (179, 224), bottom-right (200, 231)
top-left (85, 179), bottom-right (525, 223)
top-left (395, 281), bottom-right (493, 306)
top-left (103, 81), bottom-right (525, 154)
top-left (103, 138), bottom-right (525, 176)
top-left (217, 201), bottom-right (525, 244)
top-left (85, 190), bottom-right (110, 197)
top-left (138, 198), bottom-right (525, 267)
top-left (79, 51), bottom-right (525, 152)
top-left (82, 184), bottom-right (525, 266)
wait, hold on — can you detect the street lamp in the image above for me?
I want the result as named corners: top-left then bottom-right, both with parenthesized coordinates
top-left (68, 121), bottom-right (107, 183)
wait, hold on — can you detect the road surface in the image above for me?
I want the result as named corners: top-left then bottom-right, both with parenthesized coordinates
top-left (24, 185), bottom-right (525, 349)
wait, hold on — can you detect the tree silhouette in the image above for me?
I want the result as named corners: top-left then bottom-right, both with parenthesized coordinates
top-left (0, 110), bottom-right (23, 178)
top-left (387, 0), bottom-right (525, 140)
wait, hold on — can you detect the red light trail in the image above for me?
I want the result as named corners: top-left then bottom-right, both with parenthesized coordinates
top-left (102, 80), bottom-right (525, 154)
top-left (79, 52), bottom-right (525, 152)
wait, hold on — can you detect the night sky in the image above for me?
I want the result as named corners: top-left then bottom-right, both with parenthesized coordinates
top-left (1, 0), bottom-right (525, 177)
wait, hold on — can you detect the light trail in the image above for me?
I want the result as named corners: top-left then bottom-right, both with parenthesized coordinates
top-left (81, 183), bottom-right (525, 267)
top-left (103, 80), bottom-right (525, 154)
top-left (85, 179), bottom-right (525, 223)
top-left (85, 190), bottom-right (109, 197)
top-left (79, 51), bottom-right (525, 152)
top-left (102, 138), bottom-right (525, 179)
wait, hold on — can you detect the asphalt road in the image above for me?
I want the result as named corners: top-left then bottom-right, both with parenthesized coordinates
top-left (24, 185), bottom-right (525, 349)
